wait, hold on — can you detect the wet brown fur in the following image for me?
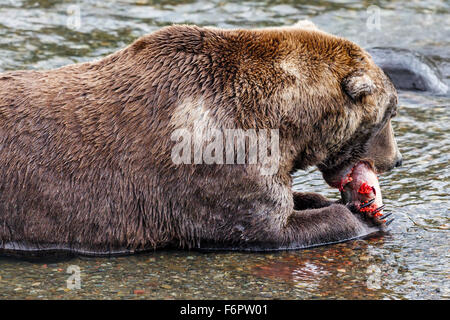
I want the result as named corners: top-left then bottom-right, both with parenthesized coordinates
top-left (0, 24), bottom-right (400, 255)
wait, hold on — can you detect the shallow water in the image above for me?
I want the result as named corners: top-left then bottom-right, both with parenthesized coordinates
top-left (0, 0), bottom-right (448, 299)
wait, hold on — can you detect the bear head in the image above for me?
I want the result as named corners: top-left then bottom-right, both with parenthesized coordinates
top-left (263, 23), bottom-right (402, 187)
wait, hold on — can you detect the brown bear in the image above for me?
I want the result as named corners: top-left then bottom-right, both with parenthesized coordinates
top-left (0, 24), bottom-right (401, 256)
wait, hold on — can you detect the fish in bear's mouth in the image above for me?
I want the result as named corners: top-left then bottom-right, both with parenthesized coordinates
top-left (334, 160), bottom-right (393, 225)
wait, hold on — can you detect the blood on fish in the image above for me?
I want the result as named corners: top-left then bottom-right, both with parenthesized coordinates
top-left (358, 182), bottom-right (376, 195)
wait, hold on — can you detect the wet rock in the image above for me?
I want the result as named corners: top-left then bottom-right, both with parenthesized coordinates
top-left (133, 289), bottom-right (145, 295)
top-left (359, 255), bottom-right (372, 261)
top-left (368, 47), bottom-right (448, 94)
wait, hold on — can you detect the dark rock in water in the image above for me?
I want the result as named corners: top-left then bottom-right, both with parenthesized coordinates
top-left (367, 47), bottom-right (448, 95)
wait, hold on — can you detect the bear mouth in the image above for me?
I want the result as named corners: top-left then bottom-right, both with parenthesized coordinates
top-left (337, 160), bottom-right (375, 191)
top-left (321, 159), bottom-right (376, 189)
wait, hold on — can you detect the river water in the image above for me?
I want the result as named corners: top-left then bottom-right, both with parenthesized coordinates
top-left (0, 0), bottom-right (448, 299)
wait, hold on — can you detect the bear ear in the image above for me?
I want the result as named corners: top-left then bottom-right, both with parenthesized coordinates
top-left (342, 72), bottom-right (375, 101)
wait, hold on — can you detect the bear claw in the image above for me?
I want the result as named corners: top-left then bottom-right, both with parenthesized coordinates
top-left (379, 212), bottom-right (393, 221)
top-left (370, 204), bottom-right (385, 216)
top-left (360, 198), bottom-right (375, 209)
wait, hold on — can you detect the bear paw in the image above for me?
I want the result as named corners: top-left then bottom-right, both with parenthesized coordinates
top-left (347, 198), bottom-right (394, 229)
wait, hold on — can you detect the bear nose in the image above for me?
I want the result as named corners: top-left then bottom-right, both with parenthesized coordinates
top-left (395, 157), bottom-right (403, 168)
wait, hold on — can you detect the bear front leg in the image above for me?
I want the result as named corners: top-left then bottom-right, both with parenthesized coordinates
top-left (293, 191), bottom-right (333, 210)
top-left (282, 204), bottom-right (372, 248)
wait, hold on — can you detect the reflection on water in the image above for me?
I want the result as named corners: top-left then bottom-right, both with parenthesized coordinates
top-left (0, 0), bottom-right (448, 299)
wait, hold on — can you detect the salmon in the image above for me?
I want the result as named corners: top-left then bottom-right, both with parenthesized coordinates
top-left (340, 161), bottom-right (384, 218)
